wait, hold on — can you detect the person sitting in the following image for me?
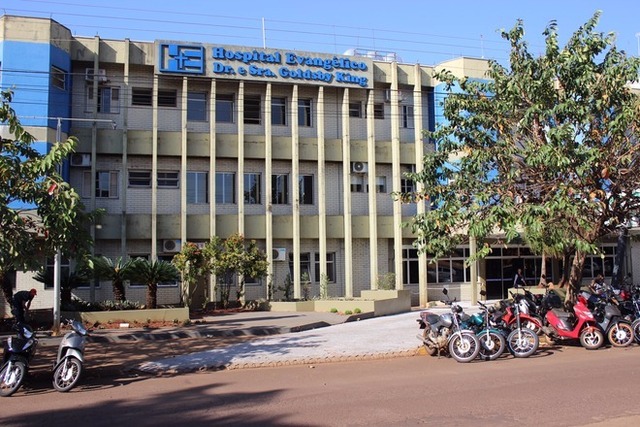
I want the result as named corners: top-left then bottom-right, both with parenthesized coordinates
top-left (513, 268), bottom-right (527, 288)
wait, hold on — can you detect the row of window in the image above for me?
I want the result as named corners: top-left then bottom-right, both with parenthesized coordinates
top-left (81, 170), bottom-right (414, 202)
top-left (86, 85), bottom-right (415, 128)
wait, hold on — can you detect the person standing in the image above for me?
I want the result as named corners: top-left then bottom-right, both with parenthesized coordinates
top-left (11, 288), bottom-right (37, 325)
top-left (513, 268), bottom-right (527, 288)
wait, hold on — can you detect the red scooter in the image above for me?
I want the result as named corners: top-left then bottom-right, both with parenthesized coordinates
top-left (542, 294), bottom-right (604, 350)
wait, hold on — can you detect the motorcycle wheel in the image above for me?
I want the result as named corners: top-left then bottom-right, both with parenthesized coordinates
top-left (421, 330), bottom-right (438, 356)
top-left (448, 332), bottom-right (480, 363)
top-left (477, 330), bottom-right (506, 361)
top-left (53, 357), bottom-right (83, 392)
top-left (0, 361), bottom-right (26, 397)
top-left (522, 318), bottom-right (543, 335)
top-left (507, 328), bottom-right (539, 358)
top-left (579, 328), bottom-right (604, 350)
top-left (607, 323), bottom-right (634, 348)
top-left (632, 319), bottom-right (640, 344)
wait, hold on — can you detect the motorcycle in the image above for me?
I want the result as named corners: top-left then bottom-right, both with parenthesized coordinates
top-left (416, 288), bottom-right (480, 363)
top-left (468, 300), bottom-right (506, 361)
top-left (501, 290), bottom-right (544, 335)
top-left (590, 295), bottom-right (634, 347)
top-left (498, 292), bottom-right (539, 358)
top-left (0, 323), bottom-right (38, 397)
top-left (541, 293), bottom-right (604, 350)
top-left (52, 319), bottom-right (89, 392)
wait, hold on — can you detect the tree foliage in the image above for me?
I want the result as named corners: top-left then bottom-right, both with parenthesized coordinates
top-left (128, 259), bottom-right (179, 309)
top-left (91, 256), bottom-right (139, 302)
top-left (403, 12), bottom-right (640, 292)
top-left (0, 89), bottom-right (100, 304)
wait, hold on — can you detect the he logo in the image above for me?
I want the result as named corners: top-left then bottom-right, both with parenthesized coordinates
top-left (159, 44), bottom-right (205, 74)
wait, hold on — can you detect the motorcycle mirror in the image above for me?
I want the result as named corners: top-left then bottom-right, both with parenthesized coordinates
top-left (480, 290), bottom-right (486, 296)
top-left (442, 288), bottom-right (448, 296)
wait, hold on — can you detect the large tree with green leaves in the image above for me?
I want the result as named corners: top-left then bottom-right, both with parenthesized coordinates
top-left (129, 259), bottom-right (179, 309)
top-left (1, 89), bottom-right (99, 305)
top-left (405, 12), bottom-right (640, 296)
top-left (91, 256), bottom-right (138, 302)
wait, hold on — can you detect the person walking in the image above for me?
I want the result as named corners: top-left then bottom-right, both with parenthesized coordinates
top-left (11, 288), bottom-right (37, 325)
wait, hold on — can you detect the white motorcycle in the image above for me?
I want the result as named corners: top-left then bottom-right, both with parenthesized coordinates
top-left (52, 320), bottom-right (89, 392)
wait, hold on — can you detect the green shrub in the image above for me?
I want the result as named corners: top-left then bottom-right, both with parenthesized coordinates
top-left (330, 307), bottom-right (338, 313)
top-left (354, 308), bottom-right (362, 314)
top-left (345, 310), bottom-right (353, 315)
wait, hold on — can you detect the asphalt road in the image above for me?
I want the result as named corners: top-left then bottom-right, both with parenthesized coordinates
top-left (2, 343), bottom-right (640, 426)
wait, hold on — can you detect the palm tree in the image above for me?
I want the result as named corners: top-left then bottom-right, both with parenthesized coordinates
top-left (33, 267), bottom-right (90, 306)
top-left (91, 256), bottom-right (137, 302)
top-left (129, 259), bottom-right (179, 309)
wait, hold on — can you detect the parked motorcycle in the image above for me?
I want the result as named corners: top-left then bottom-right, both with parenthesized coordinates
top-left (499, 292), bottom-right (539, 358)
top-left (417, 288), bottom-right (480, 363)
top-left (468, 300), bottom-right (506, 361)
top-left (591, 295), bottom-right (634, 347)
top-left (52, 319), bottom-right (89, 392)
top-left (542, 293), bottom-right (604, 350)
top-left (501, 291), bottom-right (544, 335)
top-left (0, 323), bottom-right (38, 397)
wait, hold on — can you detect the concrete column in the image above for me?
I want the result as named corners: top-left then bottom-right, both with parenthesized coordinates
top-left (414, 64), bottom-right (428, 306)
top-left (180, 77), bottom-right (188, 244)
top-left (291, 86), bottom-right (301, 299)
top-left (366, 89), bottom-right (378, 289)
top-left (342, 88), bottom-right (353, 298)
top-left (390, 62), bottom-right (403, 290)
top-left (317, 87), bottom-right (327, 283)
top-left (121, 39), bottom-right (130, 260)
top-left (209, 79), bottom-right (217, 302)
top-left (265, 84), bottom-right (274, 298)
top-left (151, 75), bottom-right (158, 260)
top-left (237, 82), bottom-right (245, 235)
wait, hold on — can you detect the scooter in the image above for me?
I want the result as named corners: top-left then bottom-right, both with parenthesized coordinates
top-left (542, 293), bottom-right (604, 350)
top-left (590, 296), bottom-right (634, 347)
top-left (0, 323), bottom-right (38, 397)
top-left (52, 319), bottom-right (89, 392)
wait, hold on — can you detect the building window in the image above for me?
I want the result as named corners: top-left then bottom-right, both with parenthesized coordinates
top-left (216, 172), bottom-right (235, 204)
top-left (128, 170), bottom-right (152, 188)
top-left (298, 99), bottom-right (312, 127)
top-left (244, 173), bottom-right (261, 204)
top-left (402, 105), bottom-right (415, 128)
top-left (216, 94), bottom-right (234, 123)
top-left (158, 89), bottom-right (177, 108)
top-left (51, 66), bottom-right (66, 90)
top-left (315, 252), bottom-right (336, 283)
top-left (131, 88), bottom-right (152, 106)
top-left (244, 96), bottom-right (261, 124)
top-left (187, 92), bottom-right (207, 121)
top-left (272, 174), bottom-right (289, 204)
top-left (375, 176), bottom-right (387, 193)
top-left (373, 103), bottom-right (384, 119)
top-left (350, 174), bottom-right (365, 193)
top-left (83, 170), bottom-right (118, 198)
top-left (289, 252), bottom-right (312, 282)
top-left (44, 257), bottom-right (70, 289)
top-left (271, 97), bottom-right (287, 125)
top-left (87, 86), bottom-right (120, 113)
top-left (401, 166), bottom-right (416, 194)
top-left (349, 102), bottom-right (362, 118)
top-left (299, 175), bottom-right (313, 205)
top-left (157, 171), bottom-right (179, 188)
top-left (187, 171), bottom-right (208, 204)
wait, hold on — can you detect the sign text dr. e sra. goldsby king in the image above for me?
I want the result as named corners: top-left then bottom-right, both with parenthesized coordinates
top-left (212, 47), bottom-right (370, 88)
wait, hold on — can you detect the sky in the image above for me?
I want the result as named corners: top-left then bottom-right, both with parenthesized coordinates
top-left (6, 0), bottom-right (640, 65)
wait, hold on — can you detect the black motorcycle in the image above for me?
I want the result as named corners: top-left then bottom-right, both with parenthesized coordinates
top-left (0, 323), bottom-right (38, 397)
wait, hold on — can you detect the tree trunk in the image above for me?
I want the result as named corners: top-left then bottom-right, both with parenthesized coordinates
top-left (611, 227), bottom-right (628, 289)
top-left (113, 279), bottom-right (126, 302)
top-left (567, 250), bottom-right (586, 302)
top-left (146, 283), bottom-right (157, 309)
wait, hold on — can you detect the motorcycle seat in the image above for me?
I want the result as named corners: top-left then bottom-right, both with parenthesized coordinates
top-left (551, 308), bottom-right (572, 319)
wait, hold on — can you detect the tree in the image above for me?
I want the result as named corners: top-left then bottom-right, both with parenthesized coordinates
top-left (172, 242), bottom-right (209, 307)
top-left (206, 234), bottom-right (268, 308)
top-left (1, 89), bottom-right (100, 305)
top-left (33, 264), bottom-right (91, 307)
top-left (129, 259), bottom-right (179, 309)
top-left (403, 12), bottom-right (640, 297)
top-left (91, 256), bottom-right (138, 302)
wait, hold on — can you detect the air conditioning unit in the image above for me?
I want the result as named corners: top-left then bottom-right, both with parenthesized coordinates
top-left (272, 248), bottom-right (287, 262)
top-left (352, 161), bottom-right (368, 174)
top-left (70, 153), bottom-right (91, 166)
top-left (162, 239), bottom-right (181, 253)
top-left (85, 68), bottom-right (107, 82)
top-left (384, 88), bottom-right (406, 103)
top-left (195, 242), bottom-right (207, 249)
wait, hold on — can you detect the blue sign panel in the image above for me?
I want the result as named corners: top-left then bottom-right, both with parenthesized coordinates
top-left (159, 44), bottom-right (205, 74)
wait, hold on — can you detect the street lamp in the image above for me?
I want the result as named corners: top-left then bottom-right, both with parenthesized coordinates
top-left (29, 116), bottom-right (116, 332)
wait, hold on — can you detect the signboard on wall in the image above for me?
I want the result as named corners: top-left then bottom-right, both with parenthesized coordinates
top-left (156, 41), bottom-right (373, 89)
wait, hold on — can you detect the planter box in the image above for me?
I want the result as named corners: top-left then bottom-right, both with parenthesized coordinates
top-left (267, 289), bottom-right (411, 317)
top-left (61, 307), bottom-right (190, 324)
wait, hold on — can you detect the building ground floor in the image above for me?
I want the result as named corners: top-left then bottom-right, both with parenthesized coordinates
top-left (2, 234), bottom-right (638, 318)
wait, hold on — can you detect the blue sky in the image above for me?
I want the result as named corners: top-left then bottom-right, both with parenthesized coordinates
top-left (7, 0), bottom-right (639, 65)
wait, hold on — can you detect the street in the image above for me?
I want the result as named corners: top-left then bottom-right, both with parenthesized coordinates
top-left (2, 343), bottom-right (640, 426)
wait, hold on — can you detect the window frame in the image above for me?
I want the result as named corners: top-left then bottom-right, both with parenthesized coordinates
top-left (131, 87), bottom-right (153, 106)
top-left (157, 171), bottom-right (180, 189)
top-left (272, 174), bottom-right (290, 204)
top-left (348, 102), bottom-right (362, 118)
top-left (128, 169), bottom-right (152, 188)
top-left (244, 173), bottom-right (262, 205)
top-left (299, 174), bottom-right (314, 205)
top-left (83, 170), bottom-right (118, 198)
top-left (298, 98), bottom-right (313, 127)
top-left (157, 89), bottom-right (178, 108)
top-left (187, 171), bottom-right (208, 204)
top-left (271, 97), bottom-right (287, 126)
top-left (216, 172), bottom-right (236, 204)
top-left (87, 85), bottom-right (120, 114)
top-left (315, 252), bottom-right (336, 283)
top-left (216, 94), bottom-right (235, 123)
top-left (373, 103), bottom-right (385, 120)
top-left (244, 96), bottom-right (261, 125)
top-left (402, 105), bottom-right (415, 129)
top-left (187, 91), bottom-right (208, 121)
top-left (51, 65), bottom-right (66, 90)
